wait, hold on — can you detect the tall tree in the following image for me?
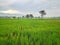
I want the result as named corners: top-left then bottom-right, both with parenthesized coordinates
top-left (39, 10), bottom-right (46, 18)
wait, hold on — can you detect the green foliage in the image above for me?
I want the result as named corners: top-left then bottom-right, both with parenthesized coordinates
top-left (39, 10), bottom-right (46, 18)
top-left (0, 18), bottom-right (60, 45)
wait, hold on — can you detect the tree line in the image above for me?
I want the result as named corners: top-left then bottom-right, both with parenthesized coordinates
top-left (24, 10), bottom-right (46, 18)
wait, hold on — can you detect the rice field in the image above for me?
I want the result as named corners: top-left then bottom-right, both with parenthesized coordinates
top-left (0, 18), bottom-right (60, 45)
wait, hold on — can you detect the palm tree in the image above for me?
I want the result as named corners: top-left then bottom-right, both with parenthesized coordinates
top-left (39, 10), bottom-right (46, 18)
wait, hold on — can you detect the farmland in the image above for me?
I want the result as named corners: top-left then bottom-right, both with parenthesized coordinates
top-left (0, 18), bottom-right (60, 45)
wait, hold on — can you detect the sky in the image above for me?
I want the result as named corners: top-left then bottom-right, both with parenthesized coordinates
top-left (0, 0), bottom-right (60, 17)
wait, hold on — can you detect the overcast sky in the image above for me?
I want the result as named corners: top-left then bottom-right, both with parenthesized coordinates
top-left (0, 0), bottom-right (60, 17)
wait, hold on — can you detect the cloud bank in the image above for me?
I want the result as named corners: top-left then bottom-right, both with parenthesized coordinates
top-left (0, 10), bottom-right (21, 14)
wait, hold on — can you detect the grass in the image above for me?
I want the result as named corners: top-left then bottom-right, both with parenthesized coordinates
top-left (0, 18), bottom-right (60, 45)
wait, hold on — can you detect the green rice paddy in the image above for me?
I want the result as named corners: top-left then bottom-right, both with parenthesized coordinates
top-left (0, 18), bottom-right (60, 45)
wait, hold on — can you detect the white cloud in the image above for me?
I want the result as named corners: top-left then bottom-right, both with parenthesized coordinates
top-left (33, 0), bottom-right (48, 4)
top-left (0, 0), bottom-right (16, 6)
top-left (18, 0), bottom-right (48, 4)
top-left (0, 9), bottom-right (33, 15)
top-left (16, 0), bottom-right (31, 4)
top-left (45, 9), bottom-right (60, 17)
top-left (0, 10), bottom-right (23, 14)
top-left (0, 0), bottom-right (32, 6)
top-left (0, 9), bottom-right (40, 17)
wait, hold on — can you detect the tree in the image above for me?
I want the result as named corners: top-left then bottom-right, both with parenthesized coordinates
top-left (26, 14), bottom-right (34, 18)
top-left (22, 16), bottom-right (24, 18)
top-left (13, 16), bottom-right (16, 18)
top-left (30, 14), bottom-right (34, 18)
top-left (26, 14), bottom-right (29, 18)
top-left (39, 10), bottom-right (46, 18)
